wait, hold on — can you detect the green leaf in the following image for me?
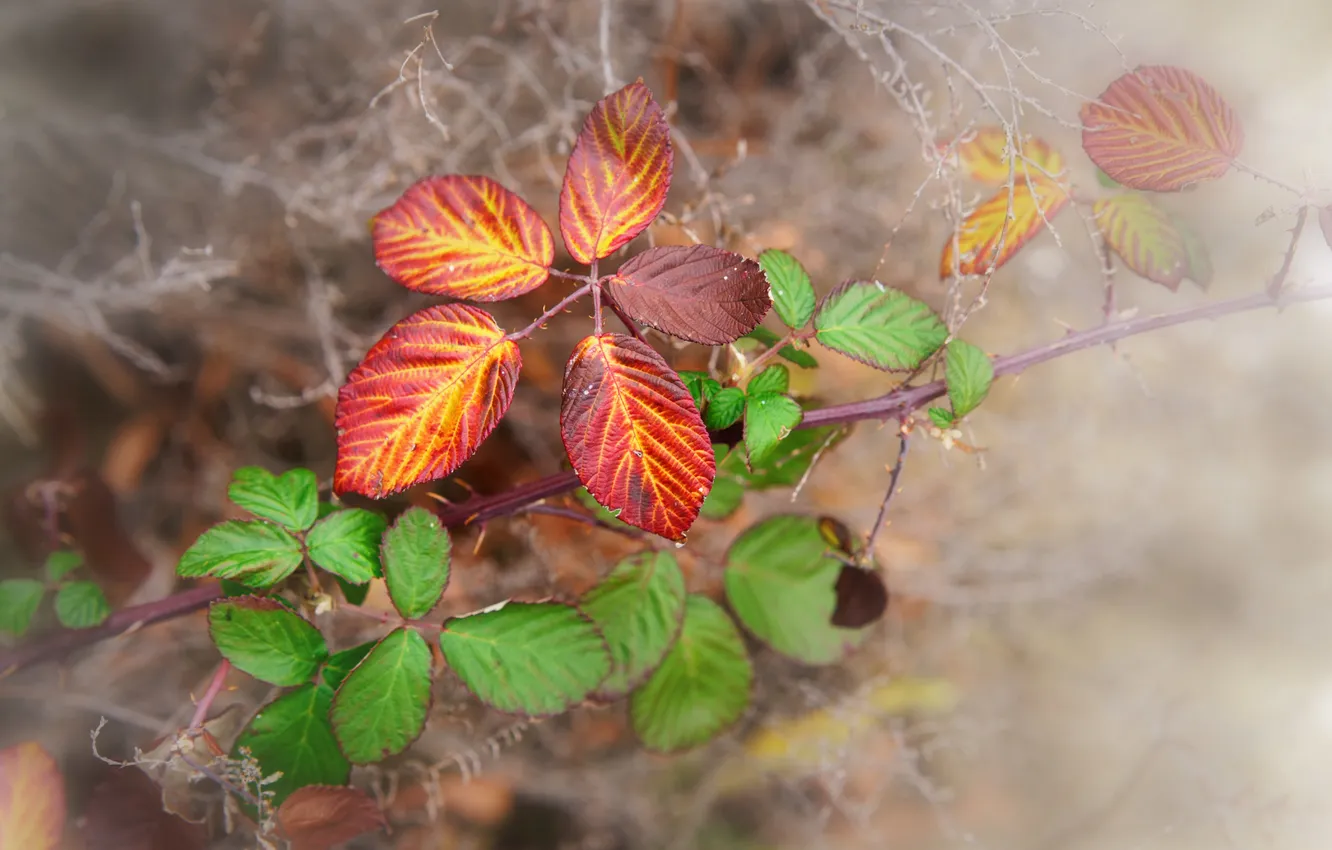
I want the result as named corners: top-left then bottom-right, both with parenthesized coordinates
top-left (233, 682), bottom-right (349, 806)
top-left (227, 466), bottom-right (319, 531)
top-left (814, 281), bottom-right (947, 371)
top-left (53, 581), bottom-right (110, 629)
top-left (0, 579), bottom-right (45, 637)
top-left (1178, 217), bottom-right (1213, 289)
top-left (44, 551), bottom-right (83, 582)
top-left (330, 628), bottom-right (432, 764)
top-left (722, 425), bottom-right (845, 489)
top-left (724, 514), bottom-right (869, 664)
top-left (944, 339), bottom-right (994, 418)
top-left (678, 370), bottom-right (721, 410)
top-left (438, 602), bottom-right (610, 716)
top-left (335, 576), bottom-right (370, 606)
top-left (322, 641), bottom-right (377, 690)
top-left (928, 407), bottom-right (956, 429)
top-left (743, 393), bottom-right (803, 467)
top-left (630, 595), bottom-right (752, 752)
top-left (177, 520), bottom-right (304, 589)
top-left (1095, 167), bottom-right (1121, 189)
top-left (746, 364), bottom-right (789, 396)
top-left (574, 486), bottom-right (629, 527)
top-left (382, 507), bottom-right (451, 620)
top-left (703, 387), bottom-right (746, 430)
top-left (307, 509), bottom-right (387, 585)
top-left (208, 598), bottom-right (328, 686)
top-left (744, 326), bottom-right (818, 369)
top-left (220, 579), bottom-right (252, 597)
top-left (758, 249), bottom-right (817, 330)
top-left (580, 552), bottom-right (687, 697)
top-left (700, 474), bottom-right (745, 520)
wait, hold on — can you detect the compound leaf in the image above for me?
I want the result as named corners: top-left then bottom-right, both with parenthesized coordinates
top-left (721, 425), bottom-right (845, 489)
top-left (43, 551), bottom-right (82, 583)
top-left (438, 601), bottom-right (610, 716)
top-left (942, 126), bottom-right (1066, 184)
top-left (0, 579), bottom-right (45, 637)
top-left (307, 509), bottom-right (386, 585)
top-left (1080, 65), bottom-right (1243, 192)
top-left (371, 175), bottom-right (554, 301)
top-left (944, 339), bottom-right (994, 419)
top-left (743, 393), bottom-right (803, 468)
top-left (233, 683), bottom-right (349, 807)
top-left (559, 79), bottom-right (672, 263)
top-left (814, 281), bottom-right (947, 371)
top-left (209, 597), bottom-right (328, 686)
top-left (940, 180), bottom-right (1070, 278)
top-left (630, 595), bottom-right (752, 752)
top-left (605, 245), bottom-right (770, 344)
top-left (560, 334), bottom-right (714, 541)
top-left (1094, 194), bottom-right (1190, 289)
top-left (724, 514), bottom-right (869, 664)
top-left (330, 628), bottom-right (432, 764)
top-left (678, 370), bottom-right (721, 410)
top-left (177, 520), bottom-right (303, 589)
top-left (757, 249), bottom-right (816, 330)
top-left (0, 741), bottom-right (65, 850)
top-left (702, 387), bottom-right (746, 431)
top-left (382, 507), bottom-right (451, 620)
top-left (52, 582), bottom-right (109, 629)
top-left (746, 365), bottom-right (789, 397)
top-left (227, 466), bottom-right (319, 531)
top-left (334, 304), bottom-right (521, 499)
top-left (579, 551), bottom-right (687, 697)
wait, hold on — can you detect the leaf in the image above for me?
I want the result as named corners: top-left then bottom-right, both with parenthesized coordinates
top-left (321, 642), bottom-right (377, 691)
top-left (724, 514), bottom-right (869, 664)
top-left (605, 245), bottom-right (770, 344)
top-left (330, 628), bottom-right (432, 764)
top-left (573, 486), bottom-right (630, 528)
top-left (0, 742), bottom-right (64, 850)
top-left (942, 126), bottom-right (1067, 184)
top-left (699, 474), bottom-right (745, 520)
top-left (830, 565), bottom-right (889, 629)
top-left (381, 507), bottom-right (451, 620)
top-left (176, 520), bottom-right (304, 589)
top-left (1080, 65), bottom-right (1243, 192)
top-left (1095, 168), bottom-right (1122, 189)
top-left (233, 683), bottom-right (349, 807)
top-left (630, 595), bottom-right (752, 752)
top-left (757, 249), bottom-right (816, 330)
top-left (744, 326), bottom-right (819, 369)
top-left (227, 466), bottom-right (319, 531)
top-left (560, 334), bottom-right (714, 541)
top-left (52, 581), bottom-right (110, 629)
top-left (814, 281), bottom-right (947, 371)
top-left (307, 509), bottom-right (387, 585)
top-left (579, 551), bottom-right (687, 697)
top-left (278, 785), bottom-right (385, 850)
top-left (44, 551), bottom-right (83, 582)
top-left (1177, 216), bottom-right (1214, 289)
top-left (559, 79), bottom-right (672, 264)
top-left (334, 303), bottom-right (522, 499)
top-left (720, 425), bottom-right (846, 489)
top-left (208, 598), bottom-right (328, 686)
top-left (746, 365), bottom-right (789, 396)
top-left (0, 579), bottom-right (45, 637)
top-left (678, 370), bottom-right (720, 410)
top-left (940, 180), bottom-right (1070, 278)
top-left (702, 387), bottom-right (746, 431)
top-left (335, 576), bottom-right (370, 606)
top-left (944, 340), bottom-right (994, 419)
top-left (928, 407), bottom-right (956, 429)
top-left (82, 766), bottom-right (208, 850)
top-left (743, 393), bottom-right (803, 467)
top-left (1093, 194), bottom-right (1190, 289)
top-left (371, 175), bottom-right (554, 301)
top-left (438, 601), bottom-right (610, 715)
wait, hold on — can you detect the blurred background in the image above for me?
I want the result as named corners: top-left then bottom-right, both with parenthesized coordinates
top-left (3, 0), bottom-right (1332, 847)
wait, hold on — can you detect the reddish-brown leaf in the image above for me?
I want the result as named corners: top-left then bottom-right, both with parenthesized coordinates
top-left (941, 126), bottom-right (1066, 185)
top-left (0, 741), bottom-right (65, 850)
top-left (372, 175), bottom-right (554, 301)
top-left (940, 180), bottom-right (1069, 278)
top-left (559, 79), bottom-right (672, 264)
top-left (82, 767), bottom-right (208, 850)
top-left (560, 335), bottom-right (713, 541)
top-left (605, 245), bottom-right (771, 344)
top-left (831, 565), bottom-right (889, 629)
top-left (335, 304), bottom-right (521, 499)
top-left (1080, 65), bottom-right (1243, 192)
top-left (277, 785), bottom-right (385, 850)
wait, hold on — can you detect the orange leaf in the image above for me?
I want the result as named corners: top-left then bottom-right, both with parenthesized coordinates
top-left (372, 175), bottom-right (554, 301)
top-left (940, 181), bottom-right (1069, 278)
top-left (559, 80), bottom-right (672, 264)
top-left (560, 334), bottom-right (713, 541)
top-left (1080, 65), bottom-right (1243, 192)
top-left (278, 785), bottom-right (385, 850)
top-left (334, 304), bottom-right (521, 499)
top-left (941, 126), bottom-right (1066, 184)
top-left (0, 741), bottom-right (65, 850)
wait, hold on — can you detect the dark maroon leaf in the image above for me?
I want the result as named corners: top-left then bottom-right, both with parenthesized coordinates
top-left (277, 785), bottom-right (386, 850)
top-left (82, 767), bottom-right (208, 850)
top-left (830, 564), bottom-right (888, 629)
top-left (604, 245), bottom-right (771, 345)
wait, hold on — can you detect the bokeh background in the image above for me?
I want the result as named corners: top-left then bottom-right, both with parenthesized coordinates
top-left (3, 0), bottom-right (1332, 847)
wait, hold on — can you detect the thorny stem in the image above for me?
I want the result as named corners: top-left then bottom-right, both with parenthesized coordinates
top-left (188, 659), bottom-right (231, 731)
top-left (508, 282), bottom-right (594, 341)
top-left (741, 329), bottom-right (813, 381)
top-left (341, 603), bottom-right (445, 633)
top-left (604, 294), bottom-right (648, 343)
top-left (6, 284), bottom-right (1332, 673)
top-left (522, 502), bottom-right (662, 545)
top-left (591, 260), bottom-right (604, 335)
top-left (1268, 205), bottom-right (1309, 299)
top-left (864, 424), bottom-right (909, 559)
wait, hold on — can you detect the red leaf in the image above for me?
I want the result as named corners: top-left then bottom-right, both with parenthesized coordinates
top-left (0, 741), bottom-right (65, 850)
top-left (605, 245), bottom-right (771, 344)
top-left (277, 785), bottom-right (385, 850)
top-left (1080, 65), bottom-right (1243, 192)
top-left (559, 79), bottom-right (672, 264)
top-left (560, 334), bottom-right (713, 541)
top-left (335, 304), bottom-right (521, 499)
top-left (940, 180), bottom-right (1069, 278)
top-left (372, 175), bottom-right (554, 301)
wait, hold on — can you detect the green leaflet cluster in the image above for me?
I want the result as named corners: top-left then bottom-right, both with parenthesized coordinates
top-left (0, 550), bottom-right (111, 637)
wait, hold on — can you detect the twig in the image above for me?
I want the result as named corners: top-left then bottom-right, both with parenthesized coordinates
top-left (598, 0), bottom-right (619, 93)
top-left (864, 423), bottom-right (909, 558)
top-left (604, 297), bottom-right (649, 343)
top-left (522, 502), bottom-right (659, 544)
top-left (188, 659), bottom-right (231, 731)
top-left (1267, 205), bottom-right (1309, 299)
top-left (508, 282), bottom-right (594, 341)
top-left (340, 604), bottom-right (445, 633)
